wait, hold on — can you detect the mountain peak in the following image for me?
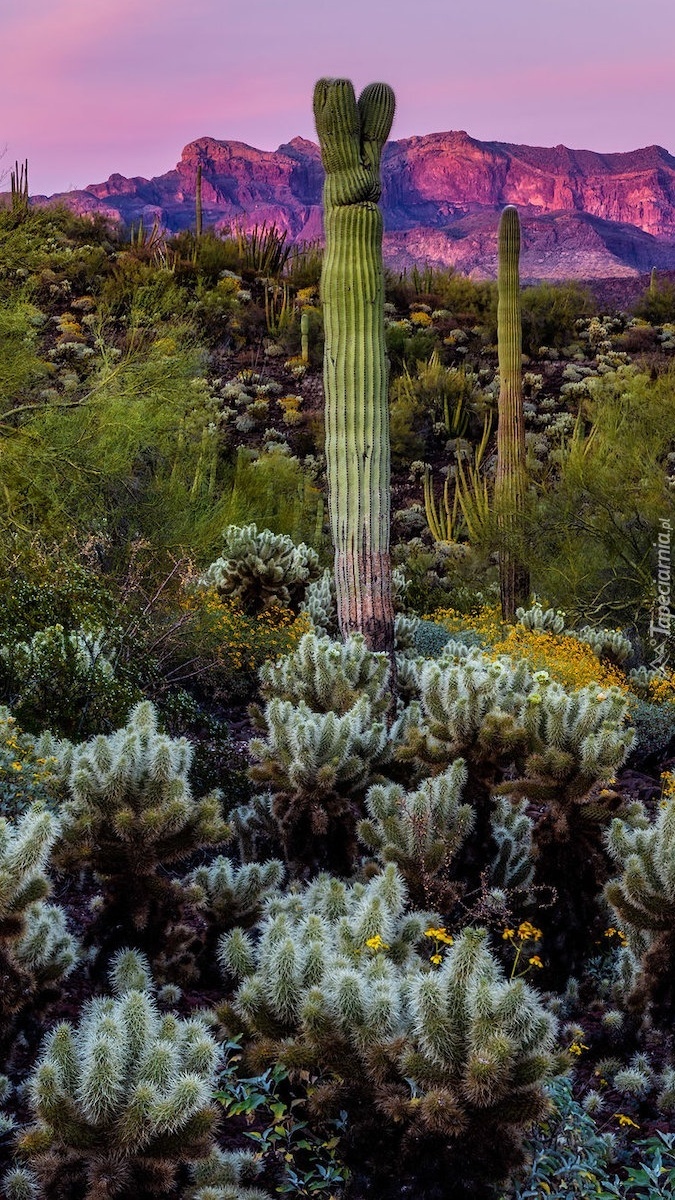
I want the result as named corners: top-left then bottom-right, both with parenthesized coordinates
top-left (35, 128), bottom-right (675, 279)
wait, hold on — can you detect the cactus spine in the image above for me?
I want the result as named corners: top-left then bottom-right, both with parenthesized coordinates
top-left (195, 163), bottom-right (203, 238)
top-left (496, 206), bottom-right (529, 620)
top-left (300, 309), bottom-right (309, 364)
top-left (313, 78), bottom-right (396, 656)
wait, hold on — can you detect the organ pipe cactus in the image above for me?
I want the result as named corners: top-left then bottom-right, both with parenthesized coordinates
top-left (496, 206), bottom-right (530, 620)
top-left (313, 78), bottom-right (396, 656)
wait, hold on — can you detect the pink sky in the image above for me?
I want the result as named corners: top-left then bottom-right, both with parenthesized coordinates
top-left (3, 0), bottom-right (675, 195)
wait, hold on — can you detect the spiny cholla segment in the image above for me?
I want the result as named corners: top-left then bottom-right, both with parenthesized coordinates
top-left (189, 857), bottom-right (284, 930)
top-left (22, 950), bottom-right (221, 1198)
top-left (399, 653), bottom-right (633, 795)
top-left (51, 701), bottom-right (229, 929)
top-left (220, 864), bottom-right (559, 1184)
top-left (358, 762), bottom-right (473, 906)
top-left (605, 797), bottom-right (675, 1020)
top-left (197, 522), bottom-right (320, 614)
top-left (0, 804), bottom-right (79, 1023)
top-left (257, 631), bottom-right (392, 717)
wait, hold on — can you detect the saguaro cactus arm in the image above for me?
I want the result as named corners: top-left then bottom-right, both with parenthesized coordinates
top-left (313, 77), bottom-right (396, 656)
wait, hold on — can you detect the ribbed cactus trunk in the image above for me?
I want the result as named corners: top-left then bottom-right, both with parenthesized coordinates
top-left (496, 205), bottom-right (530, 621)
top-left (300, 309), bottom-right (310, 364)
top-left (313, 78), bottom-right (396, 657)
top-left (650, 265), bottom-right (658, 294)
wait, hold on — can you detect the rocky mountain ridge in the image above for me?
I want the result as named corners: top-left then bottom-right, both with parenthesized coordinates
top-left (24, 130), bottom-right (675, 280)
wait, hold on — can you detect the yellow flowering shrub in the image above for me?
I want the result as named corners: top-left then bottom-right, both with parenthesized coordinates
top-left (423, 606), bottom-right (626, 692)
top-left (0, 708), bottom-right (60, 818)
top-left (486, 628), bottom-right (627, 693)
top-left (182, 589), bottom-right (312, 700)
top-left (410, 310), bottom-right (432, 327)
top-left (646, 670), bottom-right (675, 705)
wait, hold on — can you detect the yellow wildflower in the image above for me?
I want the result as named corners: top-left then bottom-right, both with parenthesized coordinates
top-left (365, 935), bottom-right (389, 952)
top-left (614, 1114), bottom-right (640, 1129)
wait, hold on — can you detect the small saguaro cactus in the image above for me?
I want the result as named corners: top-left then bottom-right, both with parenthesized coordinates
top-left (195, 162), bottom-right (203, 238)
top-left (300, 308), bottom-right (309, 364)
top-left (496, 205), bottom-right (530, 620)
top-left (313, 77), bottom-right (397, 657)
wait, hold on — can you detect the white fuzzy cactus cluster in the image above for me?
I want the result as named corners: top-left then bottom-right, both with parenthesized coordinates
top-left (516, 601), bottom-right (566, 635)
top-left (187, 1148), bottom-right (272, 1200)
top-left (399, 652), bottom-right (633, 795)
top-left (257, 631), bottom-right (392, 717)
top-left (574, 625), bottom-right (633, 666)
top-left (605, 797), bottom-right (675, 938)
top-left (0, 625), bottom-right (115, 686)
top-left (49, 701), bottom-right (229, 929)
top-left (490, 796), bottom-right (535, 891)
top-left (189, 856), bottom-right (284, 930)
top-left (250, 696), bottom-right (390, 801)
top-left (0, 804), bottom-right (79, 1021)
top-left (22, 950), bottom-right (221, 1198)
top-left (220, 865), bottom-right (558, 1153)
top-left (197, 522), bottom-right (321, 613)
top-left (358, 761), bottom-right (474, 905)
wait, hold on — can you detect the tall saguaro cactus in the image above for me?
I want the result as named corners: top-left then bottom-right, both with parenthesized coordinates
top-left (313, 78), bottom-right (396, 656)
top-left (195, 163), bottom-right (203, 238)
top-left (496, 205), bottom-right (530, 620)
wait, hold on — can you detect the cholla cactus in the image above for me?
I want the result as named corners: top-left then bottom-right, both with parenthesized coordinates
top-left (401, 655), bottom-right (632, 805)
top-left (573, 625), bottom-right (633, 666)
top-left (188, 856), bottom-right (284, 968)
top-left (52, 702), bottom-right (230, 940)
top-left (605, 796), bottom-right (675, 1020)
top-left (516, 602), bottom-right (565, 635)
top-left (358, 761), bottom-right (473, 907)
top-left (0, 805), bottom-right (79, 1031)
top-left (220, 865), bottom-right (560, 1195)
top-left (20, 951), bottom-right (221, 1198)
top-left (627, 664), bottom-right (664, 696)
top-left (300, 567), bottom-right (338, 637)
top-left (188, 1148), bottom-right (272, 1200)
top-left (256, 631), bottom-right (392, 717)
top-left (397, 653), bottom-right (633, 982)
top-left (490, 795), bottom-right (535, 892)
top-left (249, 696), bottom-right (390, 874)
top-left (197, 523), bottom-right (320, 614)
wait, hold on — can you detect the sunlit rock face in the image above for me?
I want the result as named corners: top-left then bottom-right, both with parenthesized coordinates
top-left (28, 130), bottom-right (675, 280)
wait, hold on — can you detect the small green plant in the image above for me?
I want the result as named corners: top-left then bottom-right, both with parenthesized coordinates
top-left (214, 1039), bottom-right (348, 1198)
